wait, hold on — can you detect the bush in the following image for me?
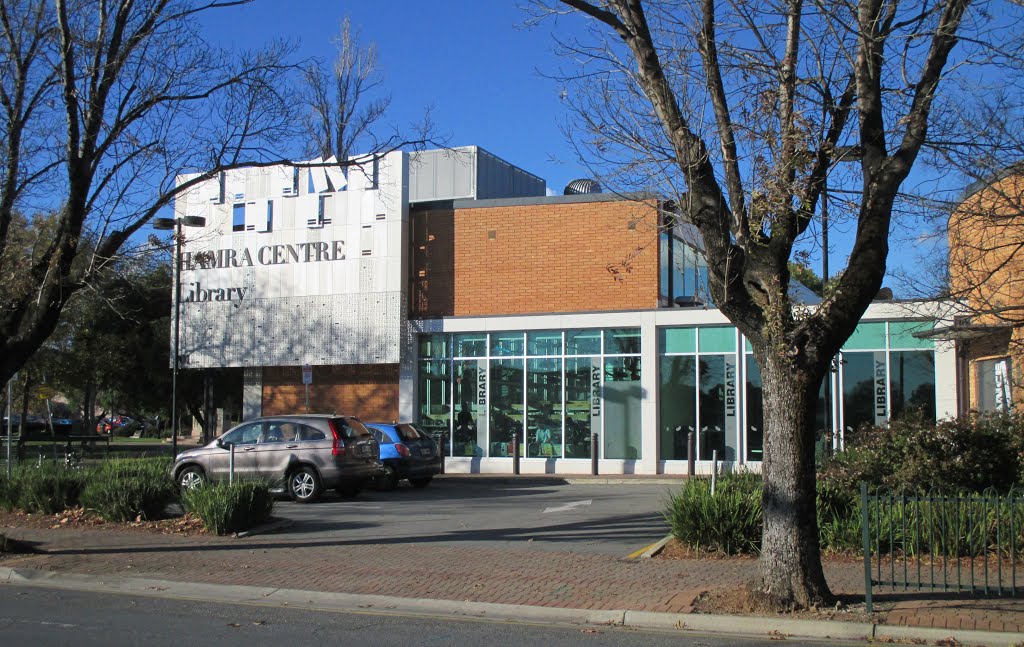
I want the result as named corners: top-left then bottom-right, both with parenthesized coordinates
top-left (820, 412), bottom-right (1024, 493)
top-left (95, 457), bottom-right (172, 482)
top-left (182, 481), bottom-right (274, 535)
top-left (80, 477), bottom-right (177, 522)
top-left (13, 465), bottom-right (89, 514)
top-left (664, 472), bottom-right (762, 554)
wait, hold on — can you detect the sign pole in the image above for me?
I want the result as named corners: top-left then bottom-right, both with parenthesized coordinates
top-left (302, 364), bottom-right (312, 414)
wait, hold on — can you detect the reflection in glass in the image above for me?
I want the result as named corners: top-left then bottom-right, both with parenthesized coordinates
top-left (745, 357), bottom-right (763, 462)
top-left (605, 329), bottom-right (641, 355)
top-left (454, 333), bottom-right (487, 358)
top-left (698, 357), bottom-right (726, 460)
top-left (842, 352), bottom-right (880, 443)
top-left (659, 356), bottom-right (696, 460)
top-left (491, 332), bottom-right (524, 357)
top-left (527, 358), bottom-right (562, 458)
top-left (604, 357), bottom-right (642, 459)
top-left (889, 351), bottom-right (936, 422)
top-left (566, 329), bottom-right (602, 355)
top-left (453, 361), bottom-right (484, 457)
top-left (419, 334), bottom-right (449, 359)
top-left (417, 360), bottom-right (450, 456)
top-left (527, 331), bottom-right (562, 356)
top-left (489, 359), bottom-right (524, 457)
top-left (565, 357), bottom-right (597, 458)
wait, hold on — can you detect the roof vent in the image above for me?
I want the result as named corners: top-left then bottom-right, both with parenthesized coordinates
top-left (564, 178), bottom-right (602, 195)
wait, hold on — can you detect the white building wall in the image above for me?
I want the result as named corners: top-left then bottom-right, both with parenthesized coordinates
top-left (172, 152), bottom-right (409, 369)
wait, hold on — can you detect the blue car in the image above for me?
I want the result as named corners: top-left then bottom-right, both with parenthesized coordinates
top-left (366, 422), bottom-right (442, 490)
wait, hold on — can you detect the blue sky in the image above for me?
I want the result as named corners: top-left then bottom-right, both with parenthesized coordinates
top-left (203, 1), bottom-right (585, 194)
top-left (198, 1), bottom-right (952, 290)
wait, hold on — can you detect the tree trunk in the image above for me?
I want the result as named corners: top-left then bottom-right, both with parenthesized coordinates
top-left (755, 354), bottom-right (833, 608)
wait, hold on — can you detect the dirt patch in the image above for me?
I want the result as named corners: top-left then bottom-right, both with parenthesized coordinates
top-left (691, 586), bottom-right (873, 622)
top-left (0, 508), bottom-right (207, 536)
top-left (657, 537), bottom-right (758, 561)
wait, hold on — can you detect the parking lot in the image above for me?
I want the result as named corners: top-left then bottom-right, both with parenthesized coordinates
top-left (273, 476), bottom-right (675, 557)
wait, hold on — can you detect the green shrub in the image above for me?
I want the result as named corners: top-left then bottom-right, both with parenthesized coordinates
top-left (0, 475), bottom-right (18, 511)
top-left (80, 475), bottom-right (177, 522)
top-left (820, 412), bottom-right (1024, 493)
top-left (664, 473), bottom-right (762, 554)
top-left (182, 481), bottom-right (274, 535)
top-left (14, 465), bottom-right (89, 514)
top-left (95, 457), bottom-right (172, 482)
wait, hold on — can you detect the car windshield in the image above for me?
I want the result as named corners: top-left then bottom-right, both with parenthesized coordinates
top-left (394, 424), bottom-right (422, 442)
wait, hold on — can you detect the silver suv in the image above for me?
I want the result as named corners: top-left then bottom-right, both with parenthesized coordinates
top-left (170, 415), bottom-right (382, 502)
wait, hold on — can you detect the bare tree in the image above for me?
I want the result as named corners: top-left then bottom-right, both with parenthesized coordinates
top-left (0, 0), bottom-right (304, 388)
top-left (301, 16), bottom-right (392, 179)
top-left (536, 0), bottom-right (1024, 608)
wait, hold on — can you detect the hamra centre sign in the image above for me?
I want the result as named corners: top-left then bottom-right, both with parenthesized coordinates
top-left (179, 240), bottom-right (347, 304)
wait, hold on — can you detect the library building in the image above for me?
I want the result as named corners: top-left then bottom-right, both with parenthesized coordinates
top-left (170, 146), bottom-right (960, 475)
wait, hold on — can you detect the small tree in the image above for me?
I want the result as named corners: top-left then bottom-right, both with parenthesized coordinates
top-left (538, 0), bottom-right (1024, 608)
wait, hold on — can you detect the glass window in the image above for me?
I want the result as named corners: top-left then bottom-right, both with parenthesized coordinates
top-left (232, 203), bottom-right (245, 232)
top-left (489, 359), bottom-right (524, 457)
top-left (491, 332), bottom-right (525, 357)
top-left (261, 422), bottom-right (298, 443)
top-left (527, 331), bottom-right (562, 356)
top-left (418, 334), bottom-right (449, 359)
top-left (527, 358), bottom-right (562, 458)
top-left (844, 322), bottom-right (886, 350)
top-left (296, 426), bottom-right (325, 442)
top-left (698, 326), bottom-right (736, 354)
top-left (453, 333), bottom-right (487, 358)
top-left (888, 321), bottom-right (935, 350)
top-left (394, 424), bottom-right (423, 442)
top-left (453, 361), bottom-right (486, 457)
top-left (889, 351), bottom-right (936, 422)
top-left (660, 328), bottom-right (696, 354)
top-left (565, 357), bottom-right (599, 458)
top-left (605, 328), bottom-right (641, 355)
top-left (566, 329), bottom-right (602, 355)
top-left (698, 356), bottom-right (726, 460)
top-left (318, 194), bottom-right (332, 225)
top-left (417, 359), bottom-right (450, 454)
top-left (977, 357), bottom-right (1013, 412)
top-left (221, 422), bottom-right (260, 445)
top-left (659, 356), bottom-right (696, 460)
top-left (745, 357), bottom-right (763, 462)
top-left (604, 357), bottom-right (642, 459)
top-left (842, 351), bottom-right (886, 441)
top-left (265, 200), bottom-right (274, 233)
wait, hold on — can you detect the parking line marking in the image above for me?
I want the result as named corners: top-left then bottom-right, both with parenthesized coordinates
top-left (542, 499), bottom-right (592, 514)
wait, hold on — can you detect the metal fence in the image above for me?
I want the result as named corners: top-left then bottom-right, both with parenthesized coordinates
top-left (862, 482), bottom-right (1024, 613)
top-left (1, 435), bottom-right (116, 474)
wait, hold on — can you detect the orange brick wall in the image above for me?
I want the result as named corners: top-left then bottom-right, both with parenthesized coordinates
top-left (948, 172), bottom-right (1024, 410)
top-left (261, 364), bottom-right (399, 422)
top-left (412, 198), bottom-right (660, 318)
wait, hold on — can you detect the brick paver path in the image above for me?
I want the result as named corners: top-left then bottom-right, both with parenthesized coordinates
top-left (4, 523), bottom-right (1024, 633)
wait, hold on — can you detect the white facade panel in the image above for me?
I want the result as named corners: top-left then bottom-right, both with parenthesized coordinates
top-left (173, 151), bottom-right (410, 369)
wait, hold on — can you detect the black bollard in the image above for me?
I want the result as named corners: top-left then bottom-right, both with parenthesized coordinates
top-left (687, 431), bottom-right (695, 476)
top-left (591, 432), bottom-right (599, 476)
top-left (512, 435), bottom-right (520, 475)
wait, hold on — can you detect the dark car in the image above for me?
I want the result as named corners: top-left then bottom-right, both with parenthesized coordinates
top-left (366, 422), bottom-right (442, 490)
top-left (170, 414), bottom-right (382, 502)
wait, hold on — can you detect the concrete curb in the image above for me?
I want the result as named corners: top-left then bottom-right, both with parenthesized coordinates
top-left (639, 535), bottom-right (673, 559)
top-left (2, 567), bottom-right (1023, 646)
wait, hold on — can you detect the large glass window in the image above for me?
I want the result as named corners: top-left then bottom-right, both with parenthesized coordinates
top-left (889, 351), bottom-right (936, 421)
top-left (453, 361), bottom-right (486, 457)
top-left (418, 360), bottom-right (450, 454)
top-left (453, 333), bottom-right (486, 358)
top-left (491, 332), bottom-right (524, 357)
top-left (567, 329), bottom-right (602, 355)
top-left (977, 357), bottom-right (1013, 412)
top-left (527, 358), bottom-right (562, 458)
top-left (489, 359), bottom-right (524, 457)
top-left (842, 352), bottom-right (884, 441)
top-left (745, 356), bottom-right (763, 462)
top-left (565, 357), bottom-right (599, 458)
top-left (527, 331), bottom-right (562, 356)
top-left (605, 328), bottom-right (641, 354)
top-left (604, 357), bottom-right (642, 459)
top-left (698, 356), bottom-right (727, 460)
top-left (659, 356), bottom-right (696, 460)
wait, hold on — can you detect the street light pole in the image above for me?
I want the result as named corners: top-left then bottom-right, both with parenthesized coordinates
top-left (171, 218), bottom-right (183, 458)
top-left (154, 215), bottom-right (205, 458)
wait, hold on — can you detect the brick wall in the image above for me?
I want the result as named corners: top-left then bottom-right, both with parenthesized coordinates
top-left (949, 173), bottom-right (1024, 410)
top-left (261, 364), bottom-right (399, 422)
top-left (411, 198), bottom-right (660, 318)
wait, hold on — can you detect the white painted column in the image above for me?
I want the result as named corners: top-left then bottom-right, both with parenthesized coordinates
top-left (933, 338), bottom-right (959, 419)
top-left (640, 311), bottom-right (659, 474)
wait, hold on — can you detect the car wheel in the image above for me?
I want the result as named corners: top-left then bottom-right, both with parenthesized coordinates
top-left (378, 464), bottom-right (399, 491)
top-left (178, 466), bottom-right (206, 491)
top-left (288, 466), bottom-right (322, 503)
top-left (337, 483), bottom-right (362, 498)
top-left (409, 476), bottom-right (432, 489)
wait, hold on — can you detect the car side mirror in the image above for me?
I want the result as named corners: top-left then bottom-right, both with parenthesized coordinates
top-left (216, 438), bottom-right (233, 450)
